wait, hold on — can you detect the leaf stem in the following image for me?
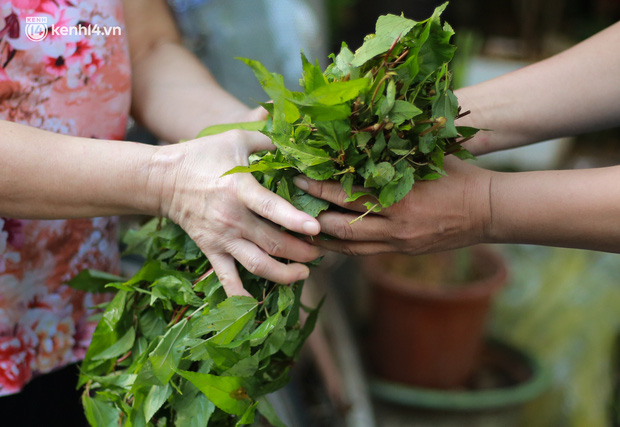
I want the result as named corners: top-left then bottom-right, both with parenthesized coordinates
top-left (393, 146), bottom-right (417, 166)
top-left (116, 350), bottom-right (132, 364)
top-left (419, 116), bottom-right (446, 136)
top-left (192, 268), bottom-right (214, 287)
top-left (349, 203), bottom-right (379, 224)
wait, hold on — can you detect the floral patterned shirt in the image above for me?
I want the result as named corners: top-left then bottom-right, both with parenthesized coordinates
top-left (0, 0), bottom-right (131, 395)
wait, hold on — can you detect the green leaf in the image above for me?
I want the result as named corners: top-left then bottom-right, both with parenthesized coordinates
top-left (276, 142), bottom-right (332, 167)
top-left (176, 370), bottom-right (252, 416)
top-left (452, 148), bottom-right (476, 160)
top-left (66, 269), bottom-right (124, 293)
top-left (82, 395), bottom-right (121, 427)
top-left (257, 396), bottom-right (287, 427)
top-left (456, 125), bottom-right (480, 138)
top-left (370, 131), bottom-right (386, 161)
top-left (122, 217), bottom-right (159, 257)
top-left (418, 5), bottom-right (456, 76)
top-left (91, 373), bottom-right (137, 389)
top-left (222, 161), bottom-right (293, 177)
top-left (378, 79), bottom-right (396, 117)
top-left (419, 133), bottom-right (436, 154)
top-left (236, 402), bottom-right (258, 426)
top-left (151, 276), bottom-right (202, 307)
top-left (300, 52), bottom-right (327, 92)
top-left (351, 14), bottom-right (417, 66)
top-left (305, 78), bottom-right (370, 106)
top-left (290, 187), bottom-right (330, 218)
top-left (225, 354), bottom-right (259, 377)
top-left (341, 173), bottom-right (354, 197)
top-left (345, 190), bottom-right (373, 203)
top-left (314, 120), bottom-right (351, 152)
top-left (190, 296), bottom-right (258, 345)
top-left (327, 43), bottom-right (355, 78)
top-left (149, 319), bottom-right (190, 384)
top-left (138, 308), bottom-right (167, 341)
top-left (144, 384), bottom-right (172, 422)
top-left (431, 88), bottom-right (459, 138)
top-left (389, 100), bottom-right (423, 125)
top-left (365, 162), bottom-right (395, 188)
top-left (92, 327), bottom-right (135, 361)
top-left (174, 382), bottom-right (215, 427)
top-left (196, 121), bottom-right (266, 138)
top-left (258, 324), bottom-right (287, 360)
top-left (355, 132), bottom-right (372, 148)
top-left (239, 58), bottom-right (299, 125)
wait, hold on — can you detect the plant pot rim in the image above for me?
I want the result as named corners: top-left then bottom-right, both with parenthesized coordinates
top-left (368, 338), bottom-right (550, 411)
top-left (363, 245), bottom-right (508, 301)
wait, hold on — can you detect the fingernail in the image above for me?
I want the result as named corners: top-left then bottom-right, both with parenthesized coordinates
top-left (294, 176), bottom-right (309, 191)
top-left (302, 220), bottom-right (320, 235)
top-left (298, 267), bottom-right (310, 281)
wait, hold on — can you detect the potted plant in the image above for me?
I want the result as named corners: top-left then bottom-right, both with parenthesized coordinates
top-left (369, 338), bottom-right (550, 427)
top-left (363, 245), bottom-right (508, 389)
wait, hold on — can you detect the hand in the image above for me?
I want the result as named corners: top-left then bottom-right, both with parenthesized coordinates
top-left (294, 158), bottom-right (492, 256)
top-left (149, 127), bottom-right (322, 296)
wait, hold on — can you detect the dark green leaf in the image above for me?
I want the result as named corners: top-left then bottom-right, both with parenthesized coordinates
top-left (301, 52), bottom-right (327, 92)
top-left (66, 269), bottom-right (124, 293)
top-left (388, 100), bottom-right (423, 125)
top-left (190, 297), bottom-right (258, 346)
top-left (149, 319), bottom-right (190, 384)
top-left (144, 384), bottom-right (172, 422)
top-left (92, 327), bottom-right (135, 361)
top-left (176, 370), bottom-right (252, 416)
top-left (257, 396), bottom-right (287, 427)
top-left (291, 187), bottom-right (330, 218)
top-left (82, 395), bottom-right (121, 427)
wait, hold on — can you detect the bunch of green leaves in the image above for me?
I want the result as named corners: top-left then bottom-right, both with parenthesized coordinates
top-left (71, 218), bottom-right (320, 426)
top-left (221, 2), bottom-right (477, 217)
top-left (70, 3), bottom-right (476, 426)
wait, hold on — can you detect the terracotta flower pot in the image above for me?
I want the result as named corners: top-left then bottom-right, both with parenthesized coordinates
top-left (364, 245), bottom-right (508, 389)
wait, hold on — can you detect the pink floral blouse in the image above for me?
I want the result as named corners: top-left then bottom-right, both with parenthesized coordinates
top-left (0, 0), bottom-right (131, 395)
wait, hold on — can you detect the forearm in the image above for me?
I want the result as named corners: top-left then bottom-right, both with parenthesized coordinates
top-left (487, 166), bottom-right (620, 252)
top-left (123, 0), bottom-right (250, 143)
top-left (456, 21), bottom-right (620, 155)
top-left (131, 42), bottom-right (251, 143)
top-left (0, 120), bottom-right (160, 219)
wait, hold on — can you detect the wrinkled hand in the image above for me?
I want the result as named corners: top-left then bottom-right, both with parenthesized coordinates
top-left (150, 126), bottom-right (322, 296)
top-left (294, 158), bottom-right (492, 256)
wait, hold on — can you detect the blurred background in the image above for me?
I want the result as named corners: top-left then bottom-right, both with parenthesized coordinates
top-left (132, 1), bottom-right (620, 425)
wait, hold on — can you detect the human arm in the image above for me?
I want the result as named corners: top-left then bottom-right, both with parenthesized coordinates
top-left (455, 21), bottom-right (620, 155)
top-left (295, 159), bottom-right (620, 255)
top-left (0, 120), bottom-right (320, 294)
top-left (122, 0), bottom-right (255, 142)
top-left (118, 0), bottom-right (324, 294)
top-left (0, 0), bottom-right (323, 296)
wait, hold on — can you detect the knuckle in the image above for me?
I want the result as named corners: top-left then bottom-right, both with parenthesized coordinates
top-left (244, 254), bottom-right (268, 276)
top-left (264, 238), bottom-right (284, 257)
top-left (340, 245), bottom-right (362, 257)
top-left (216, 270), bottom-right (232, 285)
top-left (257, 196), bottom-right (279, 218)
top-left (224, 129), bottom-right (245, 140)
top-left (333, 221), bottom-right (355, 240)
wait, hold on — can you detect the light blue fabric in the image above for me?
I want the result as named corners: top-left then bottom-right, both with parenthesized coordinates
top-left (169, 0), bottom-right (327, 107)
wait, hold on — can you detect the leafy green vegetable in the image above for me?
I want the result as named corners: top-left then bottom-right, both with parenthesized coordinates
top-left (70, 4), bottom-right (477, 426)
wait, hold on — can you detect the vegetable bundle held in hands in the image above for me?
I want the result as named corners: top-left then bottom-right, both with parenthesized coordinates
top-left (223, 2), bottom-right (477, 217)
top-left (72, 4), bottom-right (477, 426)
